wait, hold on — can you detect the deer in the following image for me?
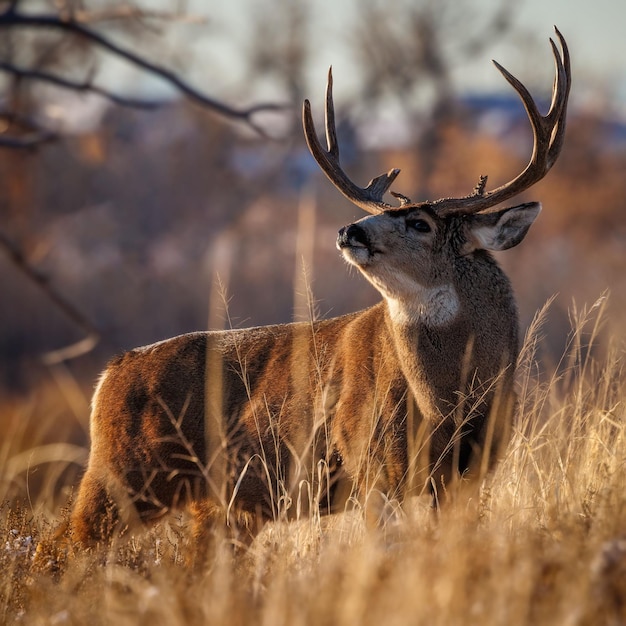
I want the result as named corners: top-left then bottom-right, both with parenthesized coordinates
top-left (69, 29), bottom-right (570, 549)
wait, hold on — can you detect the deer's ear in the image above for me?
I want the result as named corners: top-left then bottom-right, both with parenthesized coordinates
top-left (462, 202), bottom-right (541, 253)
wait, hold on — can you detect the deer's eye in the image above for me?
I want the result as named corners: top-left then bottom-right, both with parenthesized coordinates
top-left (406, 218), bottom-right (431, 233)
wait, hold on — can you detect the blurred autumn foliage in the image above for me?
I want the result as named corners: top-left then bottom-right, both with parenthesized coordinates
top-left (2, 98), bottom-right (625, 390)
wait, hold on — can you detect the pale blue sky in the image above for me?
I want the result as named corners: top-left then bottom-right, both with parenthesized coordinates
top-left (483, 0), bottom-right (625, 105)
top-left (97, 0), bottom-right (625, 123)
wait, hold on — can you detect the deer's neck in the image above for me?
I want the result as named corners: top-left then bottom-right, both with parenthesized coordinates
top-left (384, 284), bottom-right (460, 328)
top-left (382, 288), bottom-right (468, 421)
top-left (381, 267), bottom-right (518, 422)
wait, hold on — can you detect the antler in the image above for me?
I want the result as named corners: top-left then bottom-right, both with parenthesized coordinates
top-left (431, 26), bottom-right (571, 216)
top-left (303, 27), bottom-right (571, 217)
top-left (302, 68), bottom-right (401, 215)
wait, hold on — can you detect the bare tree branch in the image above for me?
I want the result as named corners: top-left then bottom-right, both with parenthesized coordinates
top-left (0, 62), bottom-right (164, 110)
top-left (0, 2), bottom-right (289, 362)
top-left (0, 133), bottom-right (56, 149)
top-left (0, 111), bottom-right (58, 148)
top-left (0, 4), bottom-right (288, 138)
top-left (0, 231), bottom-right (100, 363)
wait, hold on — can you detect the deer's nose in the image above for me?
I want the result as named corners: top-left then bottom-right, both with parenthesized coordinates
top-left (337, 224), bottom-right (369, 249)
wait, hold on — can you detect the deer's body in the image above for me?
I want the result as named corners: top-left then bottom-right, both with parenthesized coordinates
top-left (70, 30), bottom-right (570, 546)
top-left (72, 241), bottom-right (519, 542)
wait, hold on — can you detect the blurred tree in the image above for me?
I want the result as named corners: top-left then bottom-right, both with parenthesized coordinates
top-left (0, 0), bottom-right (289, 367)
top-left (0, 0), bottom-right (292, 376)
top-left (237, 0), bottom-right (312, 193)
top-left (350, 0), bottom-right (519, 198)
top-left (0, 0), bottom-right (285, 148)
top-left (245, 0), bottom-right (309, 111)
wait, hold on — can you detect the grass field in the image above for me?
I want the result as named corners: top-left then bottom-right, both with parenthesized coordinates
top-left (2, 295), bottom-right (625, 626)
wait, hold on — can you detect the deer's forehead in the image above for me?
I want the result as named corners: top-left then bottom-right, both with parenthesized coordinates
top-left (352, 208), bottom-right (458, 237)
top-left (383, 205), bottom-right (438, 219)
top-left (353, 206), bottom-right (441, 225)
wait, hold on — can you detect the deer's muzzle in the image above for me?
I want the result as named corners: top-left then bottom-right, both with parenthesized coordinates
top-left (337, 224), bottom-right (369, 250)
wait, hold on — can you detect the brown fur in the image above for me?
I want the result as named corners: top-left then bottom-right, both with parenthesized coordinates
top-left (71, 206), bottom-right (531, 547)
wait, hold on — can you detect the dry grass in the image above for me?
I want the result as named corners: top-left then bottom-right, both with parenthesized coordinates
top-left (2, 295), bottom-right (626, 626)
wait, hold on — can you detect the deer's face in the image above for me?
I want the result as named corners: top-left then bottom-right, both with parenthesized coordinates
top-left (337, 207), bottom-right (451, 297)
top-left (337, 202), bottom-right (541, 325)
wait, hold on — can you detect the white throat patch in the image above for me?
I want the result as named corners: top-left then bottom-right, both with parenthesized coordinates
top-left (386, 284), bottom-right (460, 327)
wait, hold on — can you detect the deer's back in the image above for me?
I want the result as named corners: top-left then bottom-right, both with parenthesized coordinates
top-left (88, 304), bottom-right (406, 515)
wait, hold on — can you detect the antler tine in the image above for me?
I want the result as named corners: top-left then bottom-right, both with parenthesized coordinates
top-left (432, 27), bottom-right (571, 217)
top-left (323, 68), bottom-right (339, 159)
top-left (545, 27), bottom-right (571, 167)
top-left (303, 67), bottom-right (402, 215)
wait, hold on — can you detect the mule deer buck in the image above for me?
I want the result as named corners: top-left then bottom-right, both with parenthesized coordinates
top-left (70, 29), bottom-right (570, 546)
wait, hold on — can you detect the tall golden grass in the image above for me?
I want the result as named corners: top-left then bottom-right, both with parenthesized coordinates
top-left (1, 293), bottom-right (625, 625)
